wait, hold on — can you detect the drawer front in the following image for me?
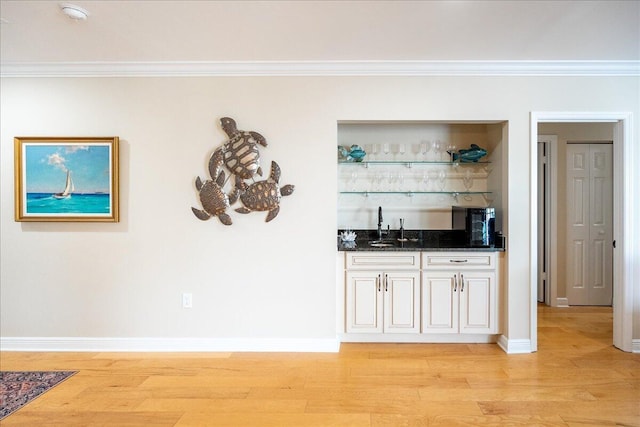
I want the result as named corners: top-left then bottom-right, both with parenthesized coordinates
top-left (346, 252), bottom-right (420, 270)
top-left (422, 252), bottom-right (495, 270)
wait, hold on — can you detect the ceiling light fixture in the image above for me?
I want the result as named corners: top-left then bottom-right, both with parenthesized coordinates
top-left (60, 3), bottom-right (89, 21)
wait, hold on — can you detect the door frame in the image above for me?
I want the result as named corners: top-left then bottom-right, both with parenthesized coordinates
top-left (537, 135), bottom-right (559, 306)
top-left (530, 112), bottom-right (634, 352)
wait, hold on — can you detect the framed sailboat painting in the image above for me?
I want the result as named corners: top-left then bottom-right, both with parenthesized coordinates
top-left (14, 137), bottom-right (119, 222)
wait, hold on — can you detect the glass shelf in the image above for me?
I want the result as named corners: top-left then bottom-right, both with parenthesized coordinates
top-left (338, 160), bottom-right (490, 167)
top-left (339, 191), bottom-right (492, 195)
top-left (338, 191), bottom-right (493, 203)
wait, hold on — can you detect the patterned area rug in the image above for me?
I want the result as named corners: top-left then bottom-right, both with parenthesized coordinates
top-left (0, 371), bottom-right (77, 420)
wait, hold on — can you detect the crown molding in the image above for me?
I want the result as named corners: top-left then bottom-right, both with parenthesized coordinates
top-left (1, 60), bottom-right (638, 77)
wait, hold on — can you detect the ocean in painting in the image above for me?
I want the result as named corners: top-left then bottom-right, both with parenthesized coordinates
top-left (26, 193), bottom-right (110, 214)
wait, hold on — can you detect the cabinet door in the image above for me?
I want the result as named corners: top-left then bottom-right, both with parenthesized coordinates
top-left (421, 271), bottom-right (458, 334)
top-left (346, 271), bottom-right (383, 333)
top-left (459, 271), bottom-right (497, 334)
top-left (383, 271), bottom-right (421, 334)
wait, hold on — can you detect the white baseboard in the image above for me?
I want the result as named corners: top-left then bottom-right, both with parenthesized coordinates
top-left (497, 335), bottom-right (533, 354)
top-left (0, 337), bottom-right (341, 353)
top-left (556, 297), bottom-right (569, 307)
top-left (4, 336), bottom-right (633, 354)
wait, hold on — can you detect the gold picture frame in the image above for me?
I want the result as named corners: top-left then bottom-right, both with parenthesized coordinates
top-left (14, 136), bottom-right (119, 222)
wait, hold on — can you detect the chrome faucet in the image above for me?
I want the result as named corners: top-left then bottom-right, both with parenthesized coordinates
top-left (377, 206), bottom-right (384, 239)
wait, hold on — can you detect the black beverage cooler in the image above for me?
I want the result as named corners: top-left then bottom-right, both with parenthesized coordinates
top-left (452, 207), bottom-right (496, 247)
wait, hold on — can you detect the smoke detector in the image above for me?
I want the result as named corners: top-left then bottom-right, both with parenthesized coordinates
top-left (60, 3), bottom-right (89, 20)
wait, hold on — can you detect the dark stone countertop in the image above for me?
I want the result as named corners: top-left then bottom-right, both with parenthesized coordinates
top-left (337, 229), bottom-right (506, 252)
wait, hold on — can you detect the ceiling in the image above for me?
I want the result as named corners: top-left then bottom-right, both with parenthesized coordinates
top-left (1, 0), bottom-right (639, 65)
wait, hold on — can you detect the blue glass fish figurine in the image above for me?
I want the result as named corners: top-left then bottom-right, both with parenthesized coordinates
top-left (338, 145), bottom-right (367, 162)
top-left (451, 144), bottom-right (487, 162)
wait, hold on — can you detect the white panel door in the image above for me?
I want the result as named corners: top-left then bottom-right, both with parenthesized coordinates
top-left (346, 271), bottom-right (382, 333)
top-left (384, 271), bottom-right (420, 333)
top-left (422, 272), bottom-right (458, 334)
top-left (459, 271), bottom-right (496, 334)
top-left (566, 144), bottom-right (613, 306)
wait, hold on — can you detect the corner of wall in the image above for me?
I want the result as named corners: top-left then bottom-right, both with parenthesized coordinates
top-left (497, 335), bottom-right (533, 354)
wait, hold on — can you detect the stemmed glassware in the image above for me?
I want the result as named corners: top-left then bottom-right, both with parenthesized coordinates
top-left (350, 170), bottom-right (358, 191)
top-left (384, 170), bottom-right (393, 191)
top-left (397, 143), bottom-right (406, 161)
top-left (415, 170), bottom-right (423, 190)
top-left (420, 140), bottom-right (431, 160)
top-left (463, 168), bottom-right (473, 191)
top-left (432, 140), bottom-right (442, 161)
top-left (374, 171), bottom-right (384, 191)
top-left (446, 142), bottom-right (457, 162)
top-left (437, 170), bottom-right (446, 191)
top-left (421, 170), bottom-right (430, 191)
top-left (370, 143), bottom-right (379, 161)
top-left (396, 171), bottom-right (404, 191)
top-left (382, 143), bottom-right (391, 160)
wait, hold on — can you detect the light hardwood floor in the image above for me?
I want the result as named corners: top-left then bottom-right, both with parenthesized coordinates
top-left (1, 305), bottom-right (638, 426)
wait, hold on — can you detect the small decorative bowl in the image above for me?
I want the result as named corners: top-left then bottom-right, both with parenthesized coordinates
top-left (340, 231), bottom-right (357, 242)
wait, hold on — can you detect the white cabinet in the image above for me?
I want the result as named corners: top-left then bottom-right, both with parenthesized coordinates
top-left (345, 253), bottom-right (420, 334)
top-left (422, 252), bottom-right (498, 335)
top-left (341, 250), bottom-right (501, 342)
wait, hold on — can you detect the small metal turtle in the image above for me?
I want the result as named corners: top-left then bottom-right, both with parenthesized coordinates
top-left (191, 149), bottom-right (239, 225)
top-left (220, 117), bottom-right (268, 180)
top-left (235, 161), bottom-right (295, 222)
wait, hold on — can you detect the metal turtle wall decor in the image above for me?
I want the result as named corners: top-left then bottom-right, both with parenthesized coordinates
top-left (191, 117), bottom-right (295, 225)
top-left (191, 149), bottom-right (239, 225)
top-left (220, 117), bottom-right (267, 179)
top-left (234, 161), bottom-right (295, 223)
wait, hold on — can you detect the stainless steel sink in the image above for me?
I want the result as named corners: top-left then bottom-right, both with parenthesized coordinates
top-left (368, 240), bottom-right (395, 248)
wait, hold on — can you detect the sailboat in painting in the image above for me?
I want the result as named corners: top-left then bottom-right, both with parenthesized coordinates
top-left (53, 170), bottom-right (74, 199)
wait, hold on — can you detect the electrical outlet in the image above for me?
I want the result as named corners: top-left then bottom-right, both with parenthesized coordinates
top-left (182, 293), bottom-right (193, 309)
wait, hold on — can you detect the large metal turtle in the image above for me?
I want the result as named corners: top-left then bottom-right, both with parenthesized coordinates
top-left (191, 149), bottom-right (238, 225)
top-left (220, 117), bottom-right (267, 180)
top-left (234, 161), bottom-right (294, 222)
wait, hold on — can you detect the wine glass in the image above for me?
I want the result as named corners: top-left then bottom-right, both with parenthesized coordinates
top-left (414, 170), bottom-right (423, 189)
top-left (421, 170), bottom-right (430, 191)
top-left (438, 170), bottom-right (446, 191)
top-left (370, 143), bottom-right (379, 161)
top-left (350, 170), bottom-right (358, 191)
top-left (386, 170), bottom-right (395, 191)
top-left (382, 143), bottom-right (390, 159)
top-left (432, 140), bottom-right (442, 161)
top-left (373, 171), bottom-right (383, 191)
top-left (396, 171), bottom-right (404, 191)
top-left (412, 143), bottom-right (421, 161)
top-left (463, 168), bottom-right (473, 191)
top-left (446, 142), bottom-right (457, 162)
top-left (420, 140), bottom-right (431, 160)
top-left (398, 143), bottom-right (406, 161)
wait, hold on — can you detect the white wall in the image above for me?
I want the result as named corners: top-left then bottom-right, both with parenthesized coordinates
top-left (1, 75), bottom-right (639, 350)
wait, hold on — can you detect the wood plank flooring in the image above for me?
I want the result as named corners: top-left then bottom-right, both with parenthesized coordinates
top-left (1, 305), bottom-right (638, 426)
